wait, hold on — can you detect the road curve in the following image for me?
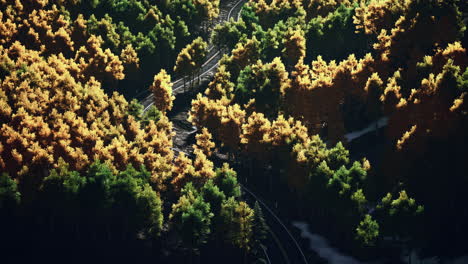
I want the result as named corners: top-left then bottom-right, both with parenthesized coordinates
top-left (241, 184), bottom-right (309, 264)
top-left (139, 1), bottom-right (309, 263)
top-left (141, 0), bottom-right (246, 112)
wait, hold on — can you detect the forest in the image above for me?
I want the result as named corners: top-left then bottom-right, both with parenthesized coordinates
top-left (0, 0), bottom-right (467, 263)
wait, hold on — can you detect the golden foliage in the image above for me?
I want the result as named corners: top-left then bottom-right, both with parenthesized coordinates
top-left (354, 0), bottom-right (410, 35)
top-left (174, 37), bottom-right (208, 77)
top-left (193, 148), bottom-right (215, 180)
top-left (189, 94), bottom-right (244, 150)
top-left (396, 125), bottom-right (416, 150)
top-left (194, 0), bottom-right (220, 20)
top-left (0, 42), bottom-right (171, 192)
top-left (231, 37), bottom-right (261, 77)
top-left (205, 65), bottom-right (234, 100)
top-left (240, 112), bottom-right (272, 156)
top-left (194, 128), bottom-right (215, 157)
top-left (75, 35), bottom-right (125, 85)
top-left (149, 69), bottom-right (175, 113)
top-left (282, 28), bottom-right (306, 66)
top-left (284, 54), bottom-right (375, 142)
top-left (171, 153), bottom-right (195, 193)
top-left (120, 44), bottom-right (140, 69)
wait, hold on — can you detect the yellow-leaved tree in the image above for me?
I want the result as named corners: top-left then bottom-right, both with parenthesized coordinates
top-left (150, 69), bottom-right (175, 113)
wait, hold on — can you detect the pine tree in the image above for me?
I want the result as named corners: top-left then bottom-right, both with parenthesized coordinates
top-left (170, 185), bottom-right (214, 255)
top-left (215, 163), bottom-right (241, 198)
top-left (0, 173), bottom-right (20, 210)
top-left (355, 214), bottom-right (379, 246)
top-left (201, 179), bottom-right (226, 216)
top-left (252, 201), bottom-right (269, 250)
top-left (220, 197), bottom-right (254, 251)
top-left (127, 99), bottom-right (144, 120)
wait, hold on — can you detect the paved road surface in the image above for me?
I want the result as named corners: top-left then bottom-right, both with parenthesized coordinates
top-left (138, 1), bottom-right (309, 263)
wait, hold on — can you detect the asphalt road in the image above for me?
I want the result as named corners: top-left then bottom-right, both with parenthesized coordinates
top-left (139, 1), bottom-right (309, 263)
top-left (140, 0), bottom-right (245, 112)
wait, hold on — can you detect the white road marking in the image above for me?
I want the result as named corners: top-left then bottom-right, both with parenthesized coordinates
top-left (143, 0), bottom-right (245, 113)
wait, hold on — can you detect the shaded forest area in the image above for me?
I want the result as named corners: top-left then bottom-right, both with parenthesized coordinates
top-left (193, 0), bottom-right (468, 260)
top-left (0, 0), bottom-right (268, 263)
top-left (1, 0), bottom-right (468, 263)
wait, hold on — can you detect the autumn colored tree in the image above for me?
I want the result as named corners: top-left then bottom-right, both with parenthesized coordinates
top-left (353, 0), bottom-right (410, 36)
top-left (149, 69), bottom-right (175, 113)
top-left (282, 27), bottom-right (306, 67)
top-left (171, 152), bottom-right (196, 193)
top-left (194, 128), bottom-right (216, 157)
top-left (364, 72), bottom-right (384, 124)
top-left (205, 65), bottom-right (235, 99)
top-left (189, 95), bottom-right (245, 152)
top-left (230, 36), bottom-right (262, 78)
top-left (174, 37), bottom-right (208, 89)
top-left (283, 53), bottom-right (376, 141)
top-left (192, 148), bottom-right (216, 184)
top-left (372, 0), bottom-right (465, 81)
top-left (240, 112), bottom-right (272, 160)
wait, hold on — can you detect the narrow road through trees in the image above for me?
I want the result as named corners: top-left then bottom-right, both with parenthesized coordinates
top-left (138, 0), bottom-right (309, 263)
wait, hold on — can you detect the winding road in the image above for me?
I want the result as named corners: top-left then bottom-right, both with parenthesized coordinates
top-left (140, 0), bottom-right (245, 112)
top-left (138, 0), bottom-right (309, 263)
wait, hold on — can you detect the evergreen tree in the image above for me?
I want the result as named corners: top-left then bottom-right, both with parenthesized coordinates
top-left (141, 105), bottom-right (162, 127)
top-left (251, 201), bottom-right (269, 251)
top-left (128, 99), bottom-right (144, 120)
top-left (201, 179), bottom-right (226, 215)
top-left (215, 163), bottom-right (241, 198)
top-left (0, 173), bottom-right (20, 210)
top-left (356, 214), bottom-right (379, 246)
top-left (220, 197), bottom-right (254, 251)
top-left (170, 184), bottom-right (214, 254)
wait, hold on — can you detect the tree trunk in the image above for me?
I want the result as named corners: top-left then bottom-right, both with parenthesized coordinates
top-left (198, 69), bottom-right (201, 86)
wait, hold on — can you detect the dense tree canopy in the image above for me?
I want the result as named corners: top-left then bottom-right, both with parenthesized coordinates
top-left (1, 0), bottom-right (468, 261)
top-left (188, 0), bottom-right (468, 258)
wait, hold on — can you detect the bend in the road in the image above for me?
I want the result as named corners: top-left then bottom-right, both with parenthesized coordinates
top-left (241, 184), bottom-right (309, 264)
top-left (141, 0), bottom-right (245, 111)
top-left (139, 1), bottom-right (309, 263)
